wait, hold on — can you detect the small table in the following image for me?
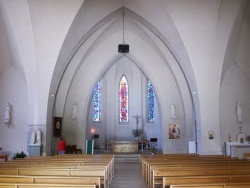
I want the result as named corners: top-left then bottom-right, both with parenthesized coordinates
top-left (0, 154), bottom-right (7, 162)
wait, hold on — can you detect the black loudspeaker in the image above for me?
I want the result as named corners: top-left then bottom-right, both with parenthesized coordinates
top-left (118, 44), bottom-right (129, 53)
top-left (94, 134), bottom-right (99, 138)
top-left (150, 138), bottom-right (158, 142)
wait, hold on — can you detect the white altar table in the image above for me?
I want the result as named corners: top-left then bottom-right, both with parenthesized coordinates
top-left (225, 142), bottom-right (250, 157)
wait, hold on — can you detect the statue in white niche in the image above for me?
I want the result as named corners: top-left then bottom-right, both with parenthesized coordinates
top-left (31, 128), bottom-right (42, 145)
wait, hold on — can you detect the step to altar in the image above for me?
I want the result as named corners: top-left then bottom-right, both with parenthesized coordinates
top-left (114, 154), bottom-right (140, 162)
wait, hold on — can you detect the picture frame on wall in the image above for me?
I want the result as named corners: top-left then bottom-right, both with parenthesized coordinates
top-left (54, 117), bottom-right (62, 137)
top-left (208, 131), bottom-right (214, 139)
top-left (169, 123), bottom-right (180, 139)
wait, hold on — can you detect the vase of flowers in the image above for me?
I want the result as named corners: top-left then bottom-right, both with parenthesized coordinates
top-left (132, 128), bottom-right (143, 140)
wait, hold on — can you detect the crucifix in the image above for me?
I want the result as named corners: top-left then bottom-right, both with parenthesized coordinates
top-left (133, 114), bottom-right (141, 129)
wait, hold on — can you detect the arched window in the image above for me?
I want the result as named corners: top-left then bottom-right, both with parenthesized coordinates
top-left (93, 81), bottom-right (101, 121)
top-left (119, 76), bottom-right (129, 122)
top-left (147, 80), bottom-right (155, 122)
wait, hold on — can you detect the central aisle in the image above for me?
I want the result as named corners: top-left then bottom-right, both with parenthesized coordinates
top-left (110, 160), bottom-right (147, 188)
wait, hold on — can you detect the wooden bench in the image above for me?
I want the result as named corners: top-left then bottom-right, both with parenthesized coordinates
top-left (0, 175), bottom-right (100, 187)
top-left (0, 154), bottom-right (114, 188)
top-left (152, 169), bottom-right (207, 188)
top-left (225, 183), bottom-right (250, 188)
top-left (0, 183), bottom-right (96, 188)
top-left (152, 167), bottom-right (250, 188)
top-left (0, 155), bottom-right (7, 162)
top-left (163, 176), bottom-right (230, 187)
top-left (148, 163), bottom-right (250, 187)
top-left (164, 175), bottom-right (250, 188)
top-left (0, 168), bottom-right (107, 188)
top-left (141, 156), bottom-right (249, 182)
top-left (170, 184), bottom-right (225, 188)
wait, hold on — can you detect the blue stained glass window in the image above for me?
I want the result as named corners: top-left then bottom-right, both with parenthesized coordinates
top-left (93, 81), bottom-right (101, 121)
top-left (119, 76), bottom-right (129, 122)
top-left (147, 80), bottom-right (155, 122)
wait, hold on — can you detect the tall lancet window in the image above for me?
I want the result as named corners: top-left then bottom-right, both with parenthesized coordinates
top-left (119, 76), bottom-right (129, 122)
top-left (93, 81), bottom-right (101, 122)
top-left (147, 80), bottom-right (155, 122)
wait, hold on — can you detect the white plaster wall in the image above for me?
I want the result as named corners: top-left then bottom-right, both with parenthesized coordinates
top-left (0, 66), bottom-right (28, 159)
top-left (220, 4), bottom-right (250, 150)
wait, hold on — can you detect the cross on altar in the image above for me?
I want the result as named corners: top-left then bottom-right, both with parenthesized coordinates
top-left (133, 114), bottom-right (141, 129)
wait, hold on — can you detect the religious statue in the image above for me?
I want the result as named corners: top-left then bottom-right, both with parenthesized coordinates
top-left (170, 103), bottom-right (176, 119)
top-left (36, 129), bottom-right (42, 145)
top-left (236, 101), bottom-right (243, 123)
top-left (31, 128), bottom-right (42, 145)
top-left (72, 104), bottom-right (78, 119)
top-left (4, 103), bottom-right (11, 125)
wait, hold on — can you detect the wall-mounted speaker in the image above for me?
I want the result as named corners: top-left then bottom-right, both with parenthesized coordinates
top-left (118, 44), bottom-right (129, 53)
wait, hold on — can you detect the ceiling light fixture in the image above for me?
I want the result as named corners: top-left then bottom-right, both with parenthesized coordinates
top-left (118, 11), bottom-right (129, 53)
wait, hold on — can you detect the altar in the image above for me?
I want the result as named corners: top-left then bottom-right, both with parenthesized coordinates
top-left (110, 140), bottom-right (149, 154)
top-left (225, 142), bottom-right (250, 158)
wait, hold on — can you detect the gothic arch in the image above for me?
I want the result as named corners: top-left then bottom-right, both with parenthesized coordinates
top-left (47, 5), bottom-right (198, 154)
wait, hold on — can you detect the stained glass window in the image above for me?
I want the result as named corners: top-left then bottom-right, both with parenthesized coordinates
top-left (147, 80), bottom-right (155, 122)
top-left (93, 81), bottom-right (101, 121)
top-left (119, 76), bottom-right (129, 122)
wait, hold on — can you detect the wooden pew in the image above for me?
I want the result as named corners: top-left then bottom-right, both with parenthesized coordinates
top-left (0, 175), bottom-right (100, 187)
top-left (141, 155), bottom-right (248, 182)
top-left (0, 155), bottom-right (7, 162)
top-left (169, 182), bottom-right (250, 188)
top-left (33, 176), bottom-right (100, 187)
top-left (0, 183), bottom-right (96, 188)
top-left (148, 163), bottom-right (250, 187)
top-left (152, 169), bottom-right (207, 188)
top-left (0, 168), bottom-right (107, 188)
top-left (170, 184), bottom-right (225, 188)
top-left (225, 183), bottom-right (250, 188)
top-left (163, 176), bottom-right (230, 188)
top-left (163, 175), bottom-right (250, 188)
top-left (0, 154), bottom-right (114, 188)
top-left (243, 153), bottom-right (250, 159)
top-left (152, 167), bottom-right (250, 188)
top-left (141, 154), bottom-right (250, 187)
top-left (207, 168), bottom-right (250, 175)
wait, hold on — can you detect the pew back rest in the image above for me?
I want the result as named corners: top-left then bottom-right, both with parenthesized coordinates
top-left (0, 183), bottom-right (96, 188)
top-left (170, 184), bottom-right (225, 188)
top-left (163, 176), bottom-right (231, 187)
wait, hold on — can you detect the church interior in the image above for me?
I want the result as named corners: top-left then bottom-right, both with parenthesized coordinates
top-left (0, 0), bottom-right (250, 161)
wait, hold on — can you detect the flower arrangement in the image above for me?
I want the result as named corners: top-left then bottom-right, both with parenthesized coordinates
top-left (150, 146), bottom-right (156, 154)
top-left (132, 128), bottom-right (143, 137)
top-left (11, 151), bottom-right (26, 160)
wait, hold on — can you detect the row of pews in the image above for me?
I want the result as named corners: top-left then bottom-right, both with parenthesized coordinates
top-left (140, 153), bottom-right (250, 188)
top-left (0, 154), bottom-right (114, 188)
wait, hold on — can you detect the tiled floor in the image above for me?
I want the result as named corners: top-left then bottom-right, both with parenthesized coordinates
top-left (110, 161), bottom-right (147, 188)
